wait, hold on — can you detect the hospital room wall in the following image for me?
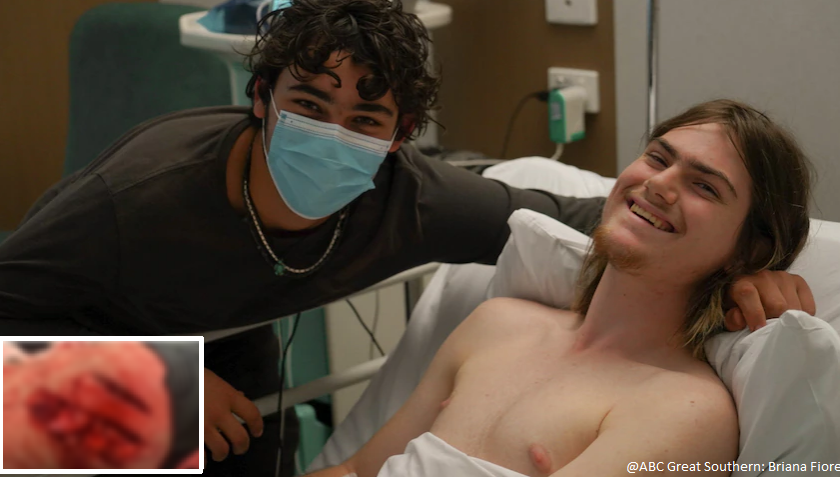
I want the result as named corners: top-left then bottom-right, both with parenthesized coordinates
top-left (614, 0), bottom-right (840, 222)
top-left (0, 0), bottom-right (154, 232)
top-left (431, 0), bottom-right (618, 178)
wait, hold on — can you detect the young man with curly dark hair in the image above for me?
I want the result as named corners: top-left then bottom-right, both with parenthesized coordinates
top-left (0, 1), bottom-right (815, 475)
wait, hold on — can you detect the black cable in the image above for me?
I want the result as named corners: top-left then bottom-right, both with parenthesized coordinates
top-left (369, 291), bottom-right (381, 360)
top-left (273, 300), bottom-right (383, 475)
top-left (346, 299), bottom-right (386, 357)
top-left (499, 90), bottom-right (551, 159)
top-left (275, 312), bottom-right (302, 477)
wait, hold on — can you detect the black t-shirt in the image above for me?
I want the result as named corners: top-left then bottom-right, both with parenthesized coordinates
top-left (0, 106), bottom-right (604, 335)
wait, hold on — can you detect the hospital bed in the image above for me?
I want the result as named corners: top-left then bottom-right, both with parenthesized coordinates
top-left (289, 158), bottom-right (838, 475)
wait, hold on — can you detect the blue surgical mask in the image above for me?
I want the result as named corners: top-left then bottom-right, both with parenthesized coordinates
top-left (262, 92), bottom-right (396, 219)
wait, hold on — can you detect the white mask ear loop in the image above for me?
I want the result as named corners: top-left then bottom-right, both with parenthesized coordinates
top-left (261, 115), bottom-right (270, 158)
top-left (268, 87), bottom-right (282, 118)
top-left (262, 87), bottom-right (282, 157)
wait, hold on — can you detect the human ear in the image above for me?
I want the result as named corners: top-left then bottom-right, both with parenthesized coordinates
top-left (389, 115), bottom-right (416, 153)
top-left (252, 77), bottom-right (268, 120)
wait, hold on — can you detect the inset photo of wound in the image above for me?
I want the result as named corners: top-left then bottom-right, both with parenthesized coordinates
top-left (2, 339), bottom-right (201, 472)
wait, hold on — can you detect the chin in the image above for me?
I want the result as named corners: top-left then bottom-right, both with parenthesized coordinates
top-left (592, 224), bottom-right (647, 271)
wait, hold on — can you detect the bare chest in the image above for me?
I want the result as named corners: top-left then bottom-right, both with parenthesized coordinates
top-left (430, 343), bottom-right (657, 476)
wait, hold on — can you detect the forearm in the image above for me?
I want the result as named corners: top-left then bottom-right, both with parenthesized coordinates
top-left (478, 187), bottom-right (605, 264)
top-left (515, 188), bottom-right (605, 236)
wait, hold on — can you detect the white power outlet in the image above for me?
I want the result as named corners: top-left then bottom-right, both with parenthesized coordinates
top-left (547, 67), bottom-right (600, 113)
top-left (545, 0), bottom-right (597, 26)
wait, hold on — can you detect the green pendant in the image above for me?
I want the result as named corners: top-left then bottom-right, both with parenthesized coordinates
top-left (273, 262), bottom-right (286, 276)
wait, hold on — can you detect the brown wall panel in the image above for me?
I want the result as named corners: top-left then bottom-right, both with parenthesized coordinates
top-left (0, 0), bottom-right (152, 231)
top-left (433, 0), bottom-right (616, 177)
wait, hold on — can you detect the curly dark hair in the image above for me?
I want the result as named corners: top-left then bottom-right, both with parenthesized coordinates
top-left (244, 0), bottom-right (441, 140)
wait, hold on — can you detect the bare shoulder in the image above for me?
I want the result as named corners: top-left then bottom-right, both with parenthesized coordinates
top-left (646, 368), bottom-right (736, 415)
top-left (639, 364), bottom-right (737, 421)
top-left (609, 366), bottom-right (739, 462)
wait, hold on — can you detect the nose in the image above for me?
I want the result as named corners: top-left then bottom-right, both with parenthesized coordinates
top-left (644, 169), bottom-right (678, 205)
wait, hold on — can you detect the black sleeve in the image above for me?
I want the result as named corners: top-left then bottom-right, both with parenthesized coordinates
top-left (145, 341), bottom-right (200, 469)
top-left (19, 170), bottom-right (83, 226)
top-left (412, 153), bottom-right (606, 266)
top-left (0, 174), bottom-right (120, 331)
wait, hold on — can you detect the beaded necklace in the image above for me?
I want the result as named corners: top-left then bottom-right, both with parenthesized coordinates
top-left (241, 142), bottom-right (347, 276)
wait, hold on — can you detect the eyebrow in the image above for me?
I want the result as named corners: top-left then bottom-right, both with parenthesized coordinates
top-left (652, 137), bottom-right (738, 198)
top-left (289, 84), bottom-right (333, 104)
top-left (288, 84), bottom-right (396, 117)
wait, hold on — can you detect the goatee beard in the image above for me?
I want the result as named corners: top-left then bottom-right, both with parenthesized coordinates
top-left (592, 225), bottom-right (646, 272)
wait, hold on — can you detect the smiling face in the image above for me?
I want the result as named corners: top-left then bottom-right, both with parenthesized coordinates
top-left (597, 123), bottom-right (752, 285)
top-left (574, 100), bottom-right (812, 357)
top-left (253, 51), bottom-right (408, 155)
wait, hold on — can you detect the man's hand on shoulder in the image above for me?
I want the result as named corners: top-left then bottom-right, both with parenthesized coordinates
top-left (725, 270), bottom-right (816, 331)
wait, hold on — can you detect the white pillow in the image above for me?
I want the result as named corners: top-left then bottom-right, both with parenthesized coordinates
top-left (490, 207), bottom-right (840, 472)
top-left (484, 157), bottom-right (614, 309)
top-left (483, 157), bottom-right (616, 198)
top-left (489, 209), bottom-right (589, 309)
top-left (788, 219), bottom-right (840, 336)
top-left (706, 311), bottom-right (840, 469)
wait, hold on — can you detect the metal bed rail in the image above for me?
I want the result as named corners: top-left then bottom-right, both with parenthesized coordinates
top-left (200, 262), bottom-right (441, 343)
top-left (200, 262), bottom-right (442, 417)
top-left (254, 356), bottom-right (389, 414)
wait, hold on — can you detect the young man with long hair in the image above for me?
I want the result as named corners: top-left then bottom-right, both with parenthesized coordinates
top-left (307, 100), bottom-right (813, 477)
